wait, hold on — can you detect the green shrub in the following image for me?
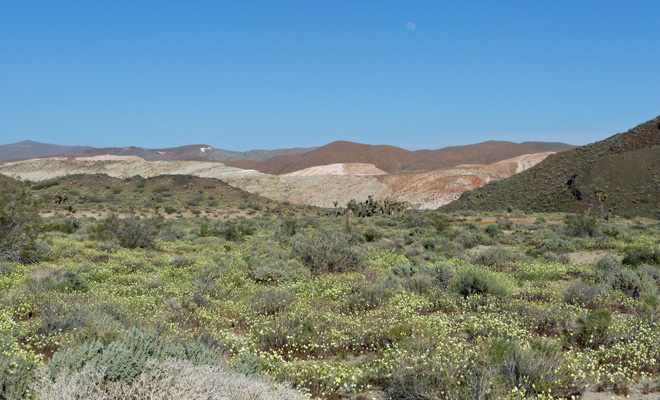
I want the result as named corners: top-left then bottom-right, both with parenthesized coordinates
top-left (622, 244), bottom-right (660, 266)
top-left (564, 213), bottom-right (601, 238)
top-left (453, 266), bottom-right (510, 298)
top-left (33, 359), bottom-right (306, 400)
top-left (171, 255), bottom-right (197, 268)
top-left (0, 311), bottom-right (41, 399)
top-left (252, 259), bottom-right (310, 284)
top-left (404, 273), bottom-right (437, 295)
top-left (535, 234), bottom-right (575, 253)
top-left (0, 178), bottom-right (42, 263)
top-left (249, 288), bottom-right (296, 316)
top-left (453, 228), bottom-right (491, 249)
top-left (291, 228), bottom-right (365, 275)
top-left (429, 213), bottom-right (452, 233)
top-left (595, 257), bottom-right (620, 272)
top-left (564, 282), bottom-right (607, 306)
top-left (472, 246), bottom-right (519, 270)
top-left (42, 218), bottom-right (79, 233)
top-left (30, 179), bottom-right (60, 190)
top-left (485, 224), bottom-right (502, 238)
top-left (0, 352), bottom-right (37, 400)
top-left (212, 218), bottom-right (255, 241)
top-left (232, 352), bottom-right (263, 377)
top-left (342, 281), bottom-right (389, 313)
top-left (47, 329), bottom-right (218, 384)
top-left (489, 340), bottom-right (561, 396)
top-left (96, 215), bottom-right (163, 249)
top-left (610, 269), bottom-right (655, 299)
top-left (363, 227), bottom-right (382, 242)
top-left (574, 309), bottom-right (612, 349)
top-left (385, 349), bottom-right (491, 400)
top-left (277, 217), bottom-right (298, 238)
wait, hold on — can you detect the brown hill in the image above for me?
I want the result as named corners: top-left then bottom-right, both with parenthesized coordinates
top-left (416, 140), bottom-right (573, 166)
top-left (442, 114), bottom-right (660, 217)
top-left (231, 140), bottom-right (574, 175)
top-left (230, 141), bottom-right (445, 174)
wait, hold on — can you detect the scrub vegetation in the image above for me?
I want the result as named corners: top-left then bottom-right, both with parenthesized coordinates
top-left (1, 174), bottom-right (660, 399)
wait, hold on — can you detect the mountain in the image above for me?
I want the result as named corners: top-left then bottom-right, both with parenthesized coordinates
top-left (61, 145), bottom-right (316, 164)
top-left (231, 140), bottom-right (575, 174)
top-left (228, 140), bottom-right (448, 174)
top-left (521, 141), bottom-right (576, 153)
top-left (416, 141), bottom-right (576, 166)
top-left (2, 139), bottom-right (573, 175)
top-left (0, 141), bottom-right (93, 161)
top-left (441, 115), bottom-right (660, 217)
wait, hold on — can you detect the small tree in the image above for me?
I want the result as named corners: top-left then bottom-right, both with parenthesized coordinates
top-left (0, 178), bottom-right (41, 263)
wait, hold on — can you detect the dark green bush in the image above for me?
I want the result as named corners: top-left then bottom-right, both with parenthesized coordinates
top-left (342, 281), bottom-right (389, 313)
top-left (212, 218), bottom-right (256, 241)
top-left (564, 213), bottom-right (601, 238)
top-left (42, 218), bottom-right (79, 233)
top-left (30, 178), bottom-right (60, 190)
top-left (622, 244), bottom-right (660, 266)
top-left (291, 228), bottom-right (365, 275)
top-left (95, 215), bottom-right (163, 249)
top-left (574, 309), bottom-right (612, 349)
top-left (249, 288), bottom-right (296, 316)
top-left (363, 227), bottom-right (382, 242)
top-left (485, 224), bottom-right (502, 238)
top-left (595, 257), bottom-right (620, 272)
top-left (453, 228), bottom-right (491, 249)
top-left (564, 282), bottom-right (607, 306)
top-left (472, 246), bottom-right (519, 270)
top-left (535, 234), bottom-right (576, 253)
top-left (489, 340), bottom-right (561, 396)
top-left (232, 352), bottom-right (263, 377)
top-left (252, 259), bottom-right (310, 284)
top-left (0, 179), bottom-right (42, 263)
top-left (277, 217), bottom-right (298, 238)
top-left (453, 266), bottom-right (510, 298)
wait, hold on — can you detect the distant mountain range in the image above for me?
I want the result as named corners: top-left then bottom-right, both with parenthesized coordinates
top-left (441, 115), bottom-right (660, 217)
top-left (0, 141), bottom-right (93, 162)
top-left (0, 139), bottom-right (575, 174)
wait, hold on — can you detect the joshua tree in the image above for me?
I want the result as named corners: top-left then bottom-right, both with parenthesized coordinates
top-left (593, 187), bottom-right (609, 219)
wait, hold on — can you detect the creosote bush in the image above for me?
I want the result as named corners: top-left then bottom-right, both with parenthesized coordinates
top-left (564, 213), bottom-right (601, 238)
top-left (472, 245), bottom-right (519, 270)
top-left (291, 228), bottom-right (365, 275)
top-left (453, 266), bottom-right (510, 298)
top-left (574, 309), bottom-right (612, 349)
top-left (93, 214), bottom-right (163, 249)
top-left (0, 178), bottom-right (42, 263)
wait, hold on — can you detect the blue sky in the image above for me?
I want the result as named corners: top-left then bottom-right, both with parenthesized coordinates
top-left (1, 1), bottom-right (659, 151)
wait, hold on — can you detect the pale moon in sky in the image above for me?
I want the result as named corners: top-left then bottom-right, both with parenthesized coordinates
top-left (406, 21), bottom-right (416, 30)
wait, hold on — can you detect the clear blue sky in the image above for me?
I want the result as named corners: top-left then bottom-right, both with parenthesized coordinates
top-left (1, 1), bottom-right (659, 151)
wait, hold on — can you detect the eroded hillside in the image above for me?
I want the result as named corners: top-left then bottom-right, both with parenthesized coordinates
top-left (0, 152), bottom-right (552, 209)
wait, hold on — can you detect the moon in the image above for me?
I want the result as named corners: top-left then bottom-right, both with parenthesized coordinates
top-left (406, 21), bottom-right (416, 30)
